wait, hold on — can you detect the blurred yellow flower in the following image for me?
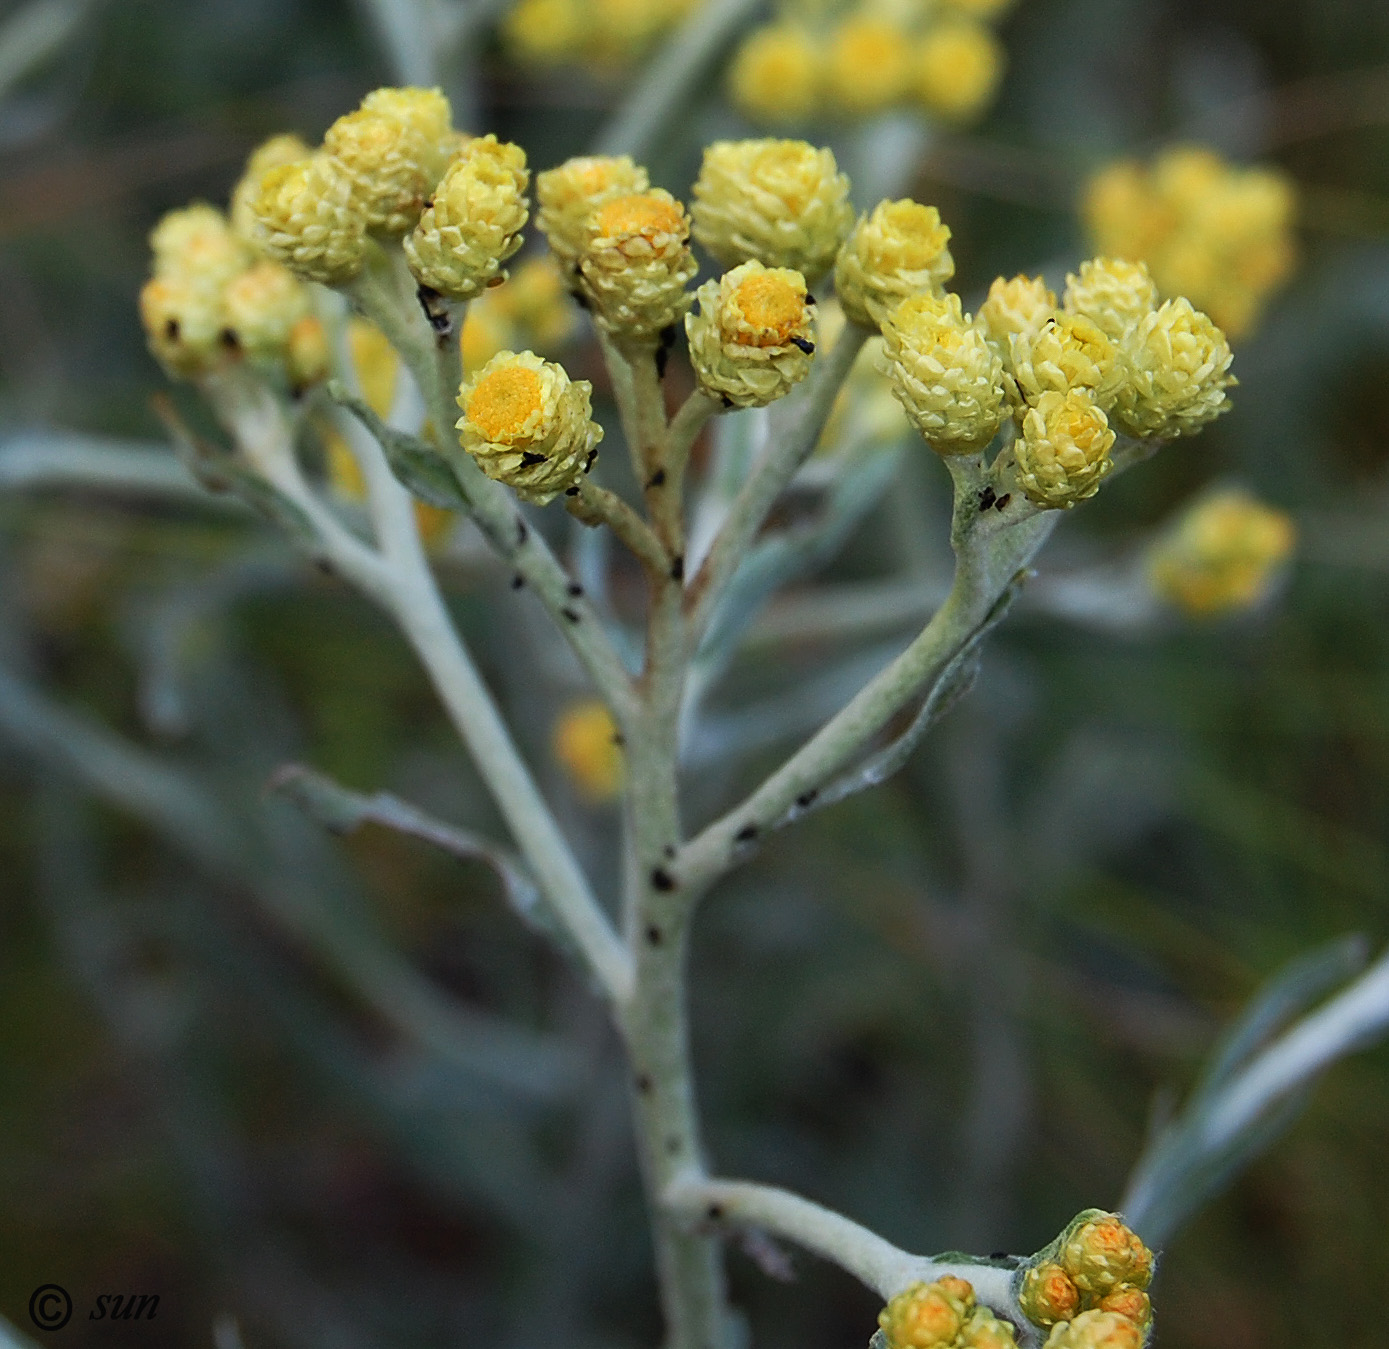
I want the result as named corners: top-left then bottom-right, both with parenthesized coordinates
top-left (553, 699), bottom-right (625, 801)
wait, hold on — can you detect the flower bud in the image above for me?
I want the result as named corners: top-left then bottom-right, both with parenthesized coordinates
top-left (915, 19), bottom-right (1004, 121)
top-left (455, 350), bottom-right (601, 504)
top-left (1018, 1262), bottom-right (1081, 1327)
top-left (553, 699), bottom-right (624, 802)
top-left (252, 153), bottom-right (368, 286)
top-left (577, 188), bottom-right (697, 342)
top-left (221, 260), bottom-right (311, 362)
top-left (958, 1306), bottom-right (1020, 1349)
top-left (729, 24), bottom-right (822, 126)
top-left (825, 16), bottom-right (912, 114)
top-left (1096, 1286), bottom-right (1151, 1330)
top-left (834, 199), bottom-right (955, 329)
top-left (231, 134), bottom-right (314, 242)
top-left (978, 274), bottom-right (1056, 349)
top-left (150, 203), bottom-right (253, 294)
top-left (1042, 1310), bottom-right (1143, 1349)
top-left (1147, 487), bottom-right (1295, 617)
top-left (139, 275), bottom-right (227, 378)
top-left (881, 292), bottom-right (1005, 455)
top-left (1007, 312), bottom-right (1120, 410)
top-left (1063, 258), bottom-right (1158, 341)
top-left (691, 138), bottom-right (853, 287)
top-left (536, 155), bottom-right (650, 272)
top-left (404, 134), bottom-right (529, 300)
top-left (359, 85), bottom-right (456, 184)
top-left (324, 102), bottom-right (437, 236)
top-left (878, 1277), bottom-right (976, 1349)
top-left (1015, 389), bottom-right (1115, 508)
top-left (1060, 1213), bottom-right (1153, 1297)
top-left (1112, 297), bottom-right (1235, 439)
top-left (687, 260), bottom-right (816, 408)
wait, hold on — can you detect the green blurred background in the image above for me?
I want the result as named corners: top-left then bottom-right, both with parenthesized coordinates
top-left (1, 0), bottom-right (1388, 1345)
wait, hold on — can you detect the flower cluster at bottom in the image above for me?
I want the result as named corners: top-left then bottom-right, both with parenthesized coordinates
top-left (880, 1275), bottom-right (1019, 1349)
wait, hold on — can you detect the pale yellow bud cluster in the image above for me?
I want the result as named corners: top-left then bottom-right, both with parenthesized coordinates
top-left (1019, 1211), bottom-right (1154, 1347)
top-left (1147, 488), bottom-right (1295, 617)
top-left (834, 199), bottom-right (955, 329)
top-left (455, 350), bottom-right (602, 503)
top-left (552, 699), bottom-right (624, 802)
top-left (536, 155), bottom-right (649, 272)
top-left (577, 189), bottom-right (698, 342)
top-left (878, 1276), bottom-right (1018, 1349)
top-left (727, 3), bottom-right (1007, 129)
top-left (231, 134), bottom-right (313, 242)
top-left (880, 292), bottom-right (1005, 455)
top-left (691, 138), bottom-right (853, 287)
top-left (404, 134), bottom-right (530, 300)
top-left (502, 0), bottom-right (698, 73)
top-left (140, 201), bottom-right (325, 386)
top-left (686, 261), bottom-right (816, 408)
top-left (1083, 144), bottom-right (1297, 338)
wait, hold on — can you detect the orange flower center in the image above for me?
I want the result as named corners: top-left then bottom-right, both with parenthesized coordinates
top-left (731, 271), bottom-right (804, 344)
top-left (468, 366), bottom-right (543, 441)
top-left (597, 192), bottom-right (684, 239)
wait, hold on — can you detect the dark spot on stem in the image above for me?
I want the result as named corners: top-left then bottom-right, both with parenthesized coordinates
top-left (796, 789), bottom-right (818, 809)
top-left (655, 343), bottom-right (670, 379)
top-left (669, 554), bottom-right (684, 582)
top-left (647, 468), bottom-right (666, 488)
top-left (585, 447), bottom-right (598, 471)
top-left (721, 394), bottom-right (735, 409)
top-left (994, 493), bottom-right (1012, 511)
top-left (612, 731), bottom-right (626, 746)
top-left (645, 925), bottom-right (662, 946)
top-left (665, 1137), bottom-right (681, 1155)
top-left (650, 867), bottom-right (675, 892)
top-left (662, 844), bottom-right (676, 859)
top-left (510, 573), bottom-right (525, 590)
top-left (567, 581), bottom-right (584, 597)
top-left (315, 558), bottom-right (336, 578)
top-left (978, 486), bottom-right (997, 512)
top-left (219, 328), bottom-right (241, 351)
top-left (561, 607), bottom-right (581, 623)
top-left (164, 318), bottom-right (180, 341)
top-left (635, 1073), bottom-right (652, 1094)
top-left (564, 485), bottom-right (580, 496)
top-left (804, 293), bottom-right (816, 305)
top-left (417, 283), bottom-right (452, 336)
top-left (990, 1251), bottom-right (1009, 1261)
top-left (571, 287), bottom-right (590, 311)
top-left (515, 518), bottom-right (528, 547)
top-left (735, 824), bottom-right (759, 843)
top-left (707, 1204), bottom-right (724, 1221)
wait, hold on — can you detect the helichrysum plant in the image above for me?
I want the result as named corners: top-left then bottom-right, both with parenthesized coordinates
top-left (139, 80), bottom-right (1244, 1346)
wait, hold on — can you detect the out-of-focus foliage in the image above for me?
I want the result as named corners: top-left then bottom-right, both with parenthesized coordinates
top-left (1, 0), bottom-right (1388, 1347)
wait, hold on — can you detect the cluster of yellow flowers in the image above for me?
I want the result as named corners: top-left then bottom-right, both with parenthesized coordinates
top-left (1083, 145), bottom-right (1297, 339)
top-left (879, 1275), bottom-right (1019, 1349)
top-left (502, 0), bottom-right (703, 73)
top-left (1016, 1212), bottom-right (1154, 1347)
top-left (863, 243), bottom-right (1234, 507)
top-left (1147, 487), bottom-right (1295, 617)
top-left (731, 0), bottom-right (1010, 128)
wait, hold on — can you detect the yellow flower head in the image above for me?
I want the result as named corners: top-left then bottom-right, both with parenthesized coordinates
top-left (730, 23), bottom-right (822, 126)
top-left (325, 101), bottom-right (438, 235)
top-left (834, 198), bottom-right (955, 329)
top-left (1015, 389), bottom-right (1115, 507)
top-left (914, 19), bottom-right (1005, 121)
top-left (536, 154), bottom-right (650, 271)
top-left (1007, 312), bottom-right (1120, 410)
top-left (1113, 297), bottom-right (1235, 439)
top-left (978, 273), bottom-right (1056, 348)
top-left (503, 254), bottom-right (580, 348)
top-left (221, 259), bottom-right (311, 362)
top-left (139, 274), bottom-right (228, 378)
top-left (455, 349), bottom-right (602, 503)
top-left (405, 134), bottom-right (529, 299)
top-left (149, 203), bottom-right (252, 294)
top-left (687, 260), bottom-right (816, 408)
top-left (1060, 1213), bottom-right (1154, 1297)
top-left (1081, 160), bottom-right (1175, 266)
top-left (691, 138), bottom-right (854, 287)
top-left (230, 134), bottom-right (314, 242)
top-left (360, 85), bottom-right (457, 182)
top-left (825, 16), bottom-right (912, 114)
top-left (1096, 1286), bottom-right (1152, 1330)
top-left (578, 188), bottom-right (697, 341)
top-left (1019, 1262), bottom-right (1081, 1328)
top-left (958, 1306), bottom-right (1020, 1349)
top-left (879, 1276), bottom-right (976, 1349)
top-left (252, 153), bottom-right (368, 286)
top-left (1063, 257), bottom-right (1159, 341)
top-left (1148, 488), bottom-right (1295, 617)
top-left (553, 699), bottom-right (625, 802)
top-left (503, 0), bottom-right (585, 65)
top-left (1040, 1310), bottom-right (1144, 1349)
top-left (880, 291), bottom-right (1005, 455)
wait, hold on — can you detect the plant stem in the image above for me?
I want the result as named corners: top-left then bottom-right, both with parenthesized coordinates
top-left (572, 478), bottom-right (670, 577)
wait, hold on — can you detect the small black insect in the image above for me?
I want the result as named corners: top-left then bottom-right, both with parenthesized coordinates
top-left (978, 485), bottom-right (997, 512)
top-left (790, 336), bottom-right (815, 355)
